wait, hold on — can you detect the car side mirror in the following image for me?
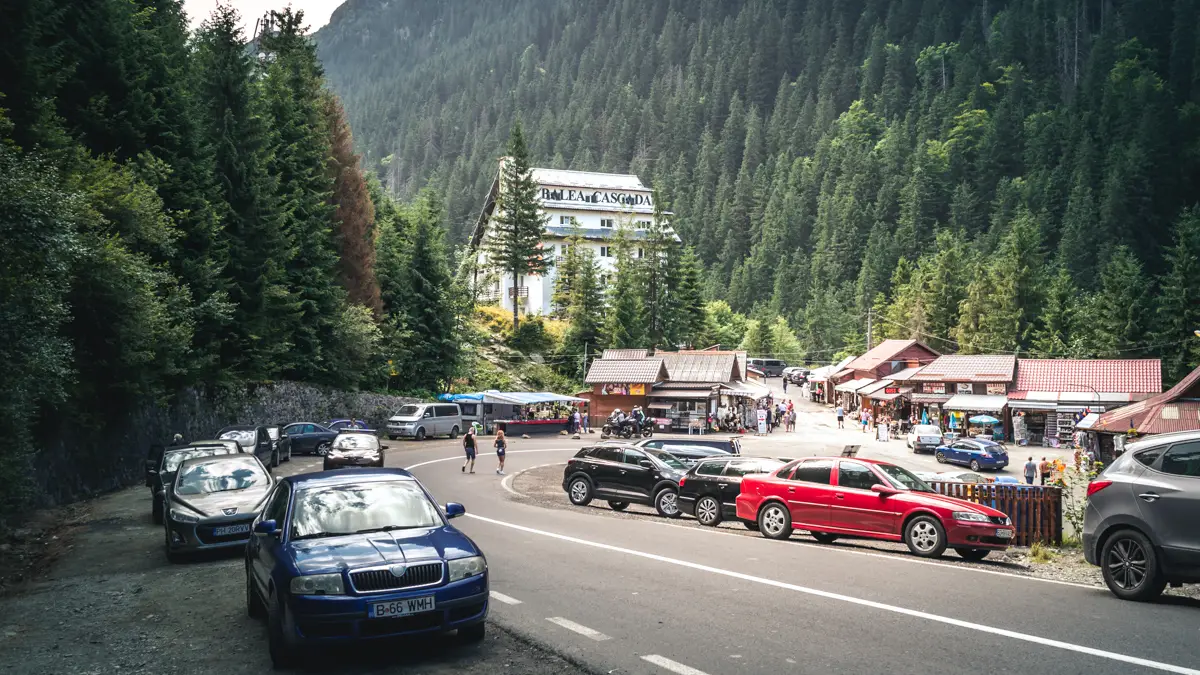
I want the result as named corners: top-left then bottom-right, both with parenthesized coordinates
top-left (639, 460), bottom-right (652, 468)
top-left (254, 520), bottom-right (277, 536)
top-left (381, 445), bottom-right (390, 450)
top-left (445, 503), bottom-right (465, 519)
top-left (870, 484), bottom-right (896, 496)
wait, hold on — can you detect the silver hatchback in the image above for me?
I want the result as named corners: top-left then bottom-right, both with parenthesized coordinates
top-left (1083, 431), bottom-right (1200, 601)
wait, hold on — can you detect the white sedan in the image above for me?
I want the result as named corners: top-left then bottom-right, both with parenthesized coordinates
top-left (906, 424), bottom-right (944, 453)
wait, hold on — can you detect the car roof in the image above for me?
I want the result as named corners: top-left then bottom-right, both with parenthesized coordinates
top-left (787, 456), bottom-right (891, 465)
top-left (189, 439), bottom-right (236, 446)
top-left (218, 424), bottom-right (257, 431)
top-left (177, 452), bottom-right (262, 470)
top-left (286, 468), bottom-right (416, 489)
top-left (335, 429), bottom-right (376, 435)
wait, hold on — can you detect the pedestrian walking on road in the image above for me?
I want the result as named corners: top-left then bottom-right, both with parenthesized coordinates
top-left (836, 405), bottom-right (845, 429)
top-left (860, 409), bottom-right (869, 434)
top-left (461, 427), bottom-right (477, 474)
top-left (782, 378), bottom-right (788, 393)
top-left (1039, 457), bottom-right (1051, 485)
top-left (573, 409), bottom-right (582, 434)
top-left (494, 430), bottom-right (508, 475)
top-left (788, 409), bottom-right (797, 432)
top-left (582, 410), bottom-right (590, 433)
top-left (1023, 457), bottom-right (1036, 485)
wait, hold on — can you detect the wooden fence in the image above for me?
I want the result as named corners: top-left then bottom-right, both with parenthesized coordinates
top-left (927, 481), bottom-right (1062, 547)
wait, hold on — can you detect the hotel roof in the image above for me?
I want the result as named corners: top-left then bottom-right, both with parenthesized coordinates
top-left (531, 168), bottom-right (648, 192)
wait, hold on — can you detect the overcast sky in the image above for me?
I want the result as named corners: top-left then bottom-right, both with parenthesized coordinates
top-left (184, 0), bottom-right (344, 35)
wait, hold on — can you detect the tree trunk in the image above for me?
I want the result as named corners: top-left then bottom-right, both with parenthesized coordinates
top-left (512, 270), bottom-right (520, 330)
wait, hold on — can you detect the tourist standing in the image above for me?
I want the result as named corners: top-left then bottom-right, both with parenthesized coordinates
top-left (835, 404), bottom-right (845, 429)
top-left (1038, 457), bottom-right (1051, 485)
top-left (1023, 457), bottom-right (1037, 485)
top-left (494, 430), bottom-right (508, 475)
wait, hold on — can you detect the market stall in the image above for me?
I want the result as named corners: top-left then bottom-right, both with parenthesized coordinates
top-left (439, 391), bottom-right (587, 435)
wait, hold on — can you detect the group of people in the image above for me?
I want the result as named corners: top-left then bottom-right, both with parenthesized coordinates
top-left (1022, 456), bottom-right (1068, 485)
top-left (760, 399), bottom-right (797, 433)
top-left (568, 408), bottom-right (589, 434)
top-left (460, 426), bottom-right (507, 475)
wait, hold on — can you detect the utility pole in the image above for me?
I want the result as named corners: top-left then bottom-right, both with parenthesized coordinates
top-left (866, 309), bottom-right (873, 352)
top-left (581, 343), bottom-right (588, 379)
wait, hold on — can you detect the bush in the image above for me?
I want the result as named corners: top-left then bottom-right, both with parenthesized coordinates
top-left (507, 316), bottom-right (555, 353)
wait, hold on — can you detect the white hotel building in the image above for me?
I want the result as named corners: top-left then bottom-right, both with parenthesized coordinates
top-left (468, 159), bottom-right (677, 316)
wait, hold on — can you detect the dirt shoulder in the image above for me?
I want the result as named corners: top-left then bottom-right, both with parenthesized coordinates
top-left (0, 477), bottom-right (589, 674)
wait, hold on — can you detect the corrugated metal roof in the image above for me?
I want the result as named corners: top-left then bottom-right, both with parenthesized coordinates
top-left (909, 355), bottom-right (1017, 382)
top-left (945, 394), bottom-right (1009, 412)
top-left (908, 393), bottom-right (952, 404)
top-left (1014, 359), bottom-right (1162, 394)
top-left (659, 352), bottom-right (740, 383)
top-left (887, 366), bottom-right (925, 382)
top-left (843, 339), bottom-right (939, 372)
top-left (857, 380), bottom-right (894, 396)
top-left (1093, 364), bottom-right (1200, 433)
top-left (602, 349), bottom-right (648, 360)
top-left (584, 358), bottom-right (666, 384)
top-left (532, 168), bottom-right (648, 192)
top-left (834, 378), bottom-right (877, 393)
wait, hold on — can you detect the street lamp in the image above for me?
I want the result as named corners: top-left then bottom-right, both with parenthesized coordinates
top-left (1066, 382), bottom-right (1100, 405)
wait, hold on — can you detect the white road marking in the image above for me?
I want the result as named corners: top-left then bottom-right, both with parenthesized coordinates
top-left (405, 452), bottom-right (1100, 591)
top-left (489, 591), bottom-right (522, 605)
top-left (502, 462), bottom-right (566, 496)
top-left (641, 655), bottom-right (713, 675)
top-left (466, 514), bottom-right (1200, 675)
top-left (405, 448), bottom-right (572, 472)
top-left (545, 617), bottom-right (610, 641)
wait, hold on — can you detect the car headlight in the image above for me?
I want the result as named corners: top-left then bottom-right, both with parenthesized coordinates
top-left (952, 511), bottom-right (990, 522)
top-left (290, 573), bottom-right (345, 596)
top-left (169, 508), bottom-right (199, 523)
top-left (447, 556), bottom-right (486, 582)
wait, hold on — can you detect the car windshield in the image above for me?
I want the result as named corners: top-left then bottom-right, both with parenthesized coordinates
top-left (218, 429), bottom-right (256, 448)
top-left (163, 446), bottom-right (234, 473)
top-left (266, 427), bottom-right (280, 440)
top-left (333, 433), bottom-right (380, 450)
top-left (175, 458), bottom-right (269, 495)
top-left (875, 463), bottom-right (934, 492)
top-left (643, 448), bottom-right (687, 470)
top-left (290, 480), bottom-right (442, 539)
top-left (914, 425), bottom-right (941, 435)
top-left (395, 405), bottom-right (420, 417)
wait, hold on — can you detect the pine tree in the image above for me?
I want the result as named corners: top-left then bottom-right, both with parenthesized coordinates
top-left (604, 243), bottom-right (646, 349)
top-left (551, 225), bottom-right (585, 319)
top-left (1154, 207), bottom-right (1200, 383)
top-left (668, 246), bottom-right (706, 348)
top-left (487, 121), bottom-right (550, 330)
top-left (1092, 245), bottom-right (1151, 358)
top-left (638, 189), bottom-right (676, 347)
top-left (326, 94), bottom-right (381, 315)
top-left (1031, 268), bottom-right (1082, 358)
top-left (562, 249), bottom-right (605, 379)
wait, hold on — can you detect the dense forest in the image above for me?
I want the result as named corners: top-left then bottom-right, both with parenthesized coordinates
top-left (0, 0), bottom-right (459, 511)
top-left (316, 0), bottom-right (1200, 382)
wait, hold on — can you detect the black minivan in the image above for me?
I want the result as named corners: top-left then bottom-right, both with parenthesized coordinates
top-left (748, 358), bottom-right (787, 377)
top-left (677, 456), bottom-right (786, 527)
top-left (563, 444), bottom-right (689, 518)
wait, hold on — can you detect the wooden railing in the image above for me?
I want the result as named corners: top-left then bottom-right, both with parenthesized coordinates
top-left (927, 481), bottom-right (1063, 547)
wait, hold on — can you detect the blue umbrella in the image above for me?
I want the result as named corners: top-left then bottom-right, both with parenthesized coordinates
top-left (969, 414), bottom-right (1000, 425)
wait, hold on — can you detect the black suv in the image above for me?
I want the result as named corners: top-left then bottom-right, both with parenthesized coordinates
top-left (638, 437), bottom-right (741, 456)
top-left (678, 456), bottom-right (786, 527)
top-left (563, 444), bottom-right (689, 517)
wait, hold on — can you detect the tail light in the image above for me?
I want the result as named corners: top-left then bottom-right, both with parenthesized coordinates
top-left (1086, 479), bottom-right (1113, 497)
top-left (678, 476), bottom-right (687, 488)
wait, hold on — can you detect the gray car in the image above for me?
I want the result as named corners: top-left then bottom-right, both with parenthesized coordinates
top-left (1083, 430), bottom-right (1200, 601)
top-left (163, 453), bottom-right (273, 562)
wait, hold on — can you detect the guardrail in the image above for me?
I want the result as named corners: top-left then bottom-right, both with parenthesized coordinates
top-left (927, 481), bottom-right (1062, 547)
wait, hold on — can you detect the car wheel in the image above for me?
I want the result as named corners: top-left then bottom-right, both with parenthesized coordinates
top-left (415, 427), bottom-right (426, 441)
top-left (904, 515), bottom-right (947, 558)
top-left (164, 527), bottom-right (181, 564)
top-left (322, 460), bottom-right (332, 472)
top-left (449, 426), bottom-right (459, 440)
top-left (955, 548), bottom-right (990, 562)
top-left (742, 520), bottom-right (759, 531)
top-left (246, 567), bottom-right (266, 619)
top-left (654, 488), bottom-right (681, 518)
top-left (151, 497), bottom-right (163, 525)
top-left (458, 622), bottom-right (486, 643)
top-left (1101, 529), bottom-right (1167, 601)
top-left (607, 501), bottom-right (629, 511)
top-left (757, 502), bottom-right (791, 540)
top-left (567, 478), bottom-right (593, 506)
top-left (695, 496), bottom-right (722, 527)
top-left (812, 532), bottom-right (839, 544)
top-left (268, 590), bottom-right (299, 670)
top-left (935, 451), bottom-right (946, 464)
top-left (315, 441), bottom-right (330, 457)
top-left (969, 459), bottom-right (981, 472)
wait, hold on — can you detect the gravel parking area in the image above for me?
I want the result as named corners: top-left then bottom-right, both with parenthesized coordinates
top-left (0, 483), bottom-right (591, 675)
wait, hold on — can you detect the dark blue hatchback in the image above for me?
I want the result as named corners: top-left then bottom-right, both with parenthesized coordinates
top-left (245, 469), bottom-right (488, 668)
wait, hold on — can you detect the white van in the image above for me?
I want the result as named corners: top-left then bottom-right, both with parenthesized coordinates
top-left (387, 403), bottom-right (463, 441)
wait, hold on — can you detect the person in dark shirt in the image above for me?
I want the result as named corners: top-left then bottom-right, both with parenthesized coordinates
top-left (461, 427), bottom-right (477, 474)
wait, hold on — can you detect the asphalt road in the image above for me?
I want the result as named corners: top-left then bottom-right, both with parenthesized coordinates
top-left (389, 432), bottom-right (1200, 675)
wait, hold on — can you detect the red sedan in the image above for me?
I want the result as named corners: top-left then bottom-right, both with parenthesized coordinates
top-left (735, 457), bottom-right (1016, 560)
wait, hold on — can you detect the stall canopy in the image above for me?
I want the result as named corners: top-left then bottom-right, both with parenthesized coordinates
top-left (834, 378), bottom-right (877, 393)
top-left (721, 380), bottom-right (772, 399)
top-left (944, 394), bottom-right (1008, 412)
top-left (438, 391), bottom-right (586, 405)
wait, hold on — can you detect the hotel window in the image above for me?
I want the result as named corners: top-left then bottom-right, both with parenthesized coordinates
top-left (560, 216), bottom-right (577, 225)
top-left (636, 220), bottom-right (651, 228)
top-left (600, 246), bottom-right (611, 258)
top-left (560, 243), bottom-right (570, 255)
top-left (600, 274), bottom-right (610, 287)
top-left (637, 248), bottom-right (645, 259)
top-left (600, 218), bottom-right (614, 228)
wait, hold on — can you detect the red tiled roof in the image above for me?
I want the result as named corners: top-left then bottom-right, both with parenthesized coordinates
top-left (1014, 359), bottom-right (1161, 394)
top-left (908, 355), bottom-right (1017, 382)
top-left (843, 339), bottom-right (939, 373)
top-left (1093, 365), bottom-right (1200, 434)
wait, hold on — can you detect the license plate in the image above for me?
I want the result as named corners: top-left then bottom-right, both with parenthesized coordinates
top-left (369, 596), bottom-right (436, 618)
top-left (213, 524), bottom-right (250, 536)
top-left (996, 529), bottom-right (1013, 539)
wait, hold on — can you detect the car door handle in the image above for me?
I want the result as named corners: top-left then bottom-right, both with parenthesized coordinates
top-left (619, 470), bottom-right (627, 474)
top-left (787, 487), bottom-right (795, 493)
top-left (1138, 492), bottom-right (1160, 502)
top-left (835, 493), bottom-right (845, 499)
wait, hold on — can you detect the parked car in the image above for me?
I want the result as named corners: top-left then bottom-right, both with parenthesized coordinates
top-left (562, 444), bottom-right (689, 517)
top-left (637, 436), bottom-right (742, 456)
top-left (245, 468), bottom-right (487, 668)
top-left (323, 431), bottom-right (387, 471)
top-left (907, 424), bottom-right (944, 454)
top-left (281, 422), bottom-right (338, 456)
top-left (783, 367), bottom-right (809, 384)
top-left (934, 438), bottom-right (1009, 472)
top-left (737, 456), bottom-right (1015, 560)
top-left (387, 403), bottom-right (463, 441)
top-left (147, 443), bottom-right (241, 524)
top-left (163, 453), bottom-right (273, 562)
top-left (604, 437), bottom-right (739, 466)
top-left (678, 457), bottom-right (786, 526)
top-left (748, 358), bottom-right (787, 377)
top-left (265, 425), bottom-right (292, 463)
top-left (1082, 431), bottom-right (1200, 601)
top-left (327, 418), bottom-right (369, 432)
top-left (218, 425), bottom-right (279, 468)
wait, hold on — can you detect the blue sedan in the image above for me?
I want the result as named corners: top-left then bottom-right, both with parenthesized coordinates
top-left (245, 469), bottom-right (488, 668)
top-left (934, 438), bottom-right (1010, 472)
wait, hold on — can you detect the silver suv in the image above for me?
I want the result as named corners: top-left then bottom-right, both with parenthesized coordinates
top-left (1083, 430), bottom-right (1200, 601)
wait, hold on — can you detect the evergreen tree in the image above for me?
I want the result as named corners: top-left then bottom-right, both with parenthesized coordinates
top-left (1092, 245), bottom-right (1151, 358)
top-left (668, 246), bottom-right (706, 348)
top-left (1031, 268), bottom-right (1083, 358)
top-left (561, 249), bottom-right (605, 379)
top-left (1154, 207), bottom-right (1200, 383)
top-left (638, 189), bottom-right (676, 348)
top-left (487, 121), bottom-right (550, 330)
top-left (326, 94), bottom-right (381, 315)
top-left (604, 242), bottom-right (646, 349)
